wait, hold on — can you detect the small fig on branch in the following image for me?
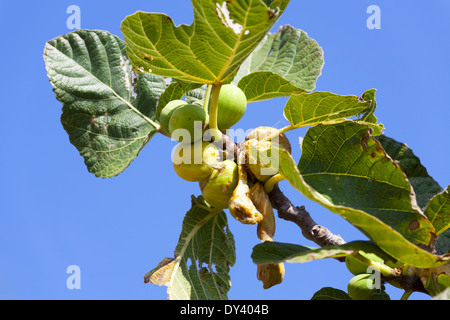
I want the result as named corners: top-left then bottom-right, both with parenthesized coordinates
top-left (216, 84), bottom-right (247, 131)
top-left (347, 273), bottom-right (376, 300)
top-left (199, 160), bottom-right (239, 209)
top-left (172, 142), bottom-right (220, 182)
top-left (159, 100), bottom-right (186, 135)
top-left (169, 103), bottom-right (208, 142)
top-left (345, 251), bottom-right (385, 276)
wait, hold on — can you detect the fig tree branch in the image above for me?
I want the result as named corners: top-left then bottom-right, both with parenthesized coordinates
top-left (223, 134), bottom-right (429, 295)
top-left (268, 184), bottom-right (346, 248)
top-left (222, 133), bottom-right (345, 248)
top-left (221, 132), bottom-right (240, 161)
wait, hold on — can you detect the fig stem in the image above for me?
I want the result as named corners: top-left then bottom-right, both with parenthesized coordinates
top-left (208, 83), bottom-right (223, 138)
top-left (264, 174), bottom-right (286, 193)
top-left (400, 289), bottom-right (413, 300)
top-left (203, 84), bottom-right (212, 112)
top-left (275, 124), bottom-right (296, 138)
top-left (264, 124), bottom-right (295, 145)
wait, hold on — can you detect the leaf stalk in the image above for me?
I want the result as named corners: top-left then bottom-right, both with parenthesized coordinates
top-left (208, 83), bottom-right (223, 139)
top-left (203, 84), bottom-right (212, 112)
top-left (264, 174), bottom-right (286, 193)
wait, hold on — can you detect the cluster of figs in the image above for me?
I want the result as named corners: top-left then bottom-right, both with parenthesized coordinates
top-left (159, 84), bottom-right (291, 288)
top-left (160, 84), bottom-right (450, 296)
top-left (160, 84), bottom-right (290, 213)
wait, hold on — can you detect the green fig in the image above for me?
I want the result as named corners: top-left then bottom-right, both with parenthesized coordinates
top-left (159, 100), bottom-right (186, 135)
top-left (169, 104), bottom-right (207, 143)
top-left (172, 142), bottom-right (220, 182)
top-left (345, 252), bottom-right (385, 276)
top-left (217, 84), bottom-right (247, 131)
top-left (199, 160), bottom-right (239, 209)
top-left (347, 273), bottom-right (376, 300)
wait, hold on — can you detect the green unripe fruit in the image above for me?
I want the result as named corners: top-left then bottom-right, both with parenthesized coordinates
top-left (347, 273), bottom-right (376, 300)
top-left (217, 84), bottom-right (247, 131)
top-left (199, 160), bottom-right (239, 209)
top-left (159, 100), bottom-right (187, 135)
top-left (169, 104), bottom-right (207, 143)
top-left (172, 142), bottom-right (220, 182)
top-left (345, 252), bottom-right (384, 276)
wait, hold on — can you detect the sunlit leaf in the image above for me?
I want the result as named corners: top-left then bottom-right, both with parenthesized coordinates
top-left (284, 91), bottom-right (371, 128)
top-left (254, 122), bottom-right (448, 267)
top-left (235, 25), bottom-right (324, 101)
top-left (375, 135), bottom-right (443, 210)
top-left (424, 186), bottom-right (450, 236)
top-left (121, 0), bottom-right (289, 84)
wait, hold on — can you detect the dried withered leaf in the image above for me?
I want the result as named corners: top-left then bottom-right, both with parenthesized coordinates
top-left (257, 262), bottom-right (285, 289)
top-left (250, 182), bottom-right (276, 241)
top-left (228, 153), bottom-right (263, 224)
top-left (144, 257), bottom-right (177, 286)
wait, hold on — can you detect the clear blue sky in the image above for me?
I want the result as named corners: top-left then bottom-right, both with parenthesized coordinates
top-left (0, 0), bottom-right (449, 300)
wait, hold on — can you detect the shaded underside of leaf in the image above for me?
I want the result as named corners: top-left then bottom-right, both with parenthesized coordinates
top-left (145, 196), bottom-right (236, 300)
top-left (374, 135), bottom-right (443, 211)
top-left (424, 185), bottom-right (450, 236)
top-left (251, 240), bottom-right (386, 265)
top-left (235, 25), bottom-right (324, 102)
top-left (310, 287), bottom-right (352, 300)
top-left (44, 30), bottom-right (163, 178)
top-left (435, 229), bottom-right (450, 255)
top-left (121, 0), bottom-right (289, 84)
